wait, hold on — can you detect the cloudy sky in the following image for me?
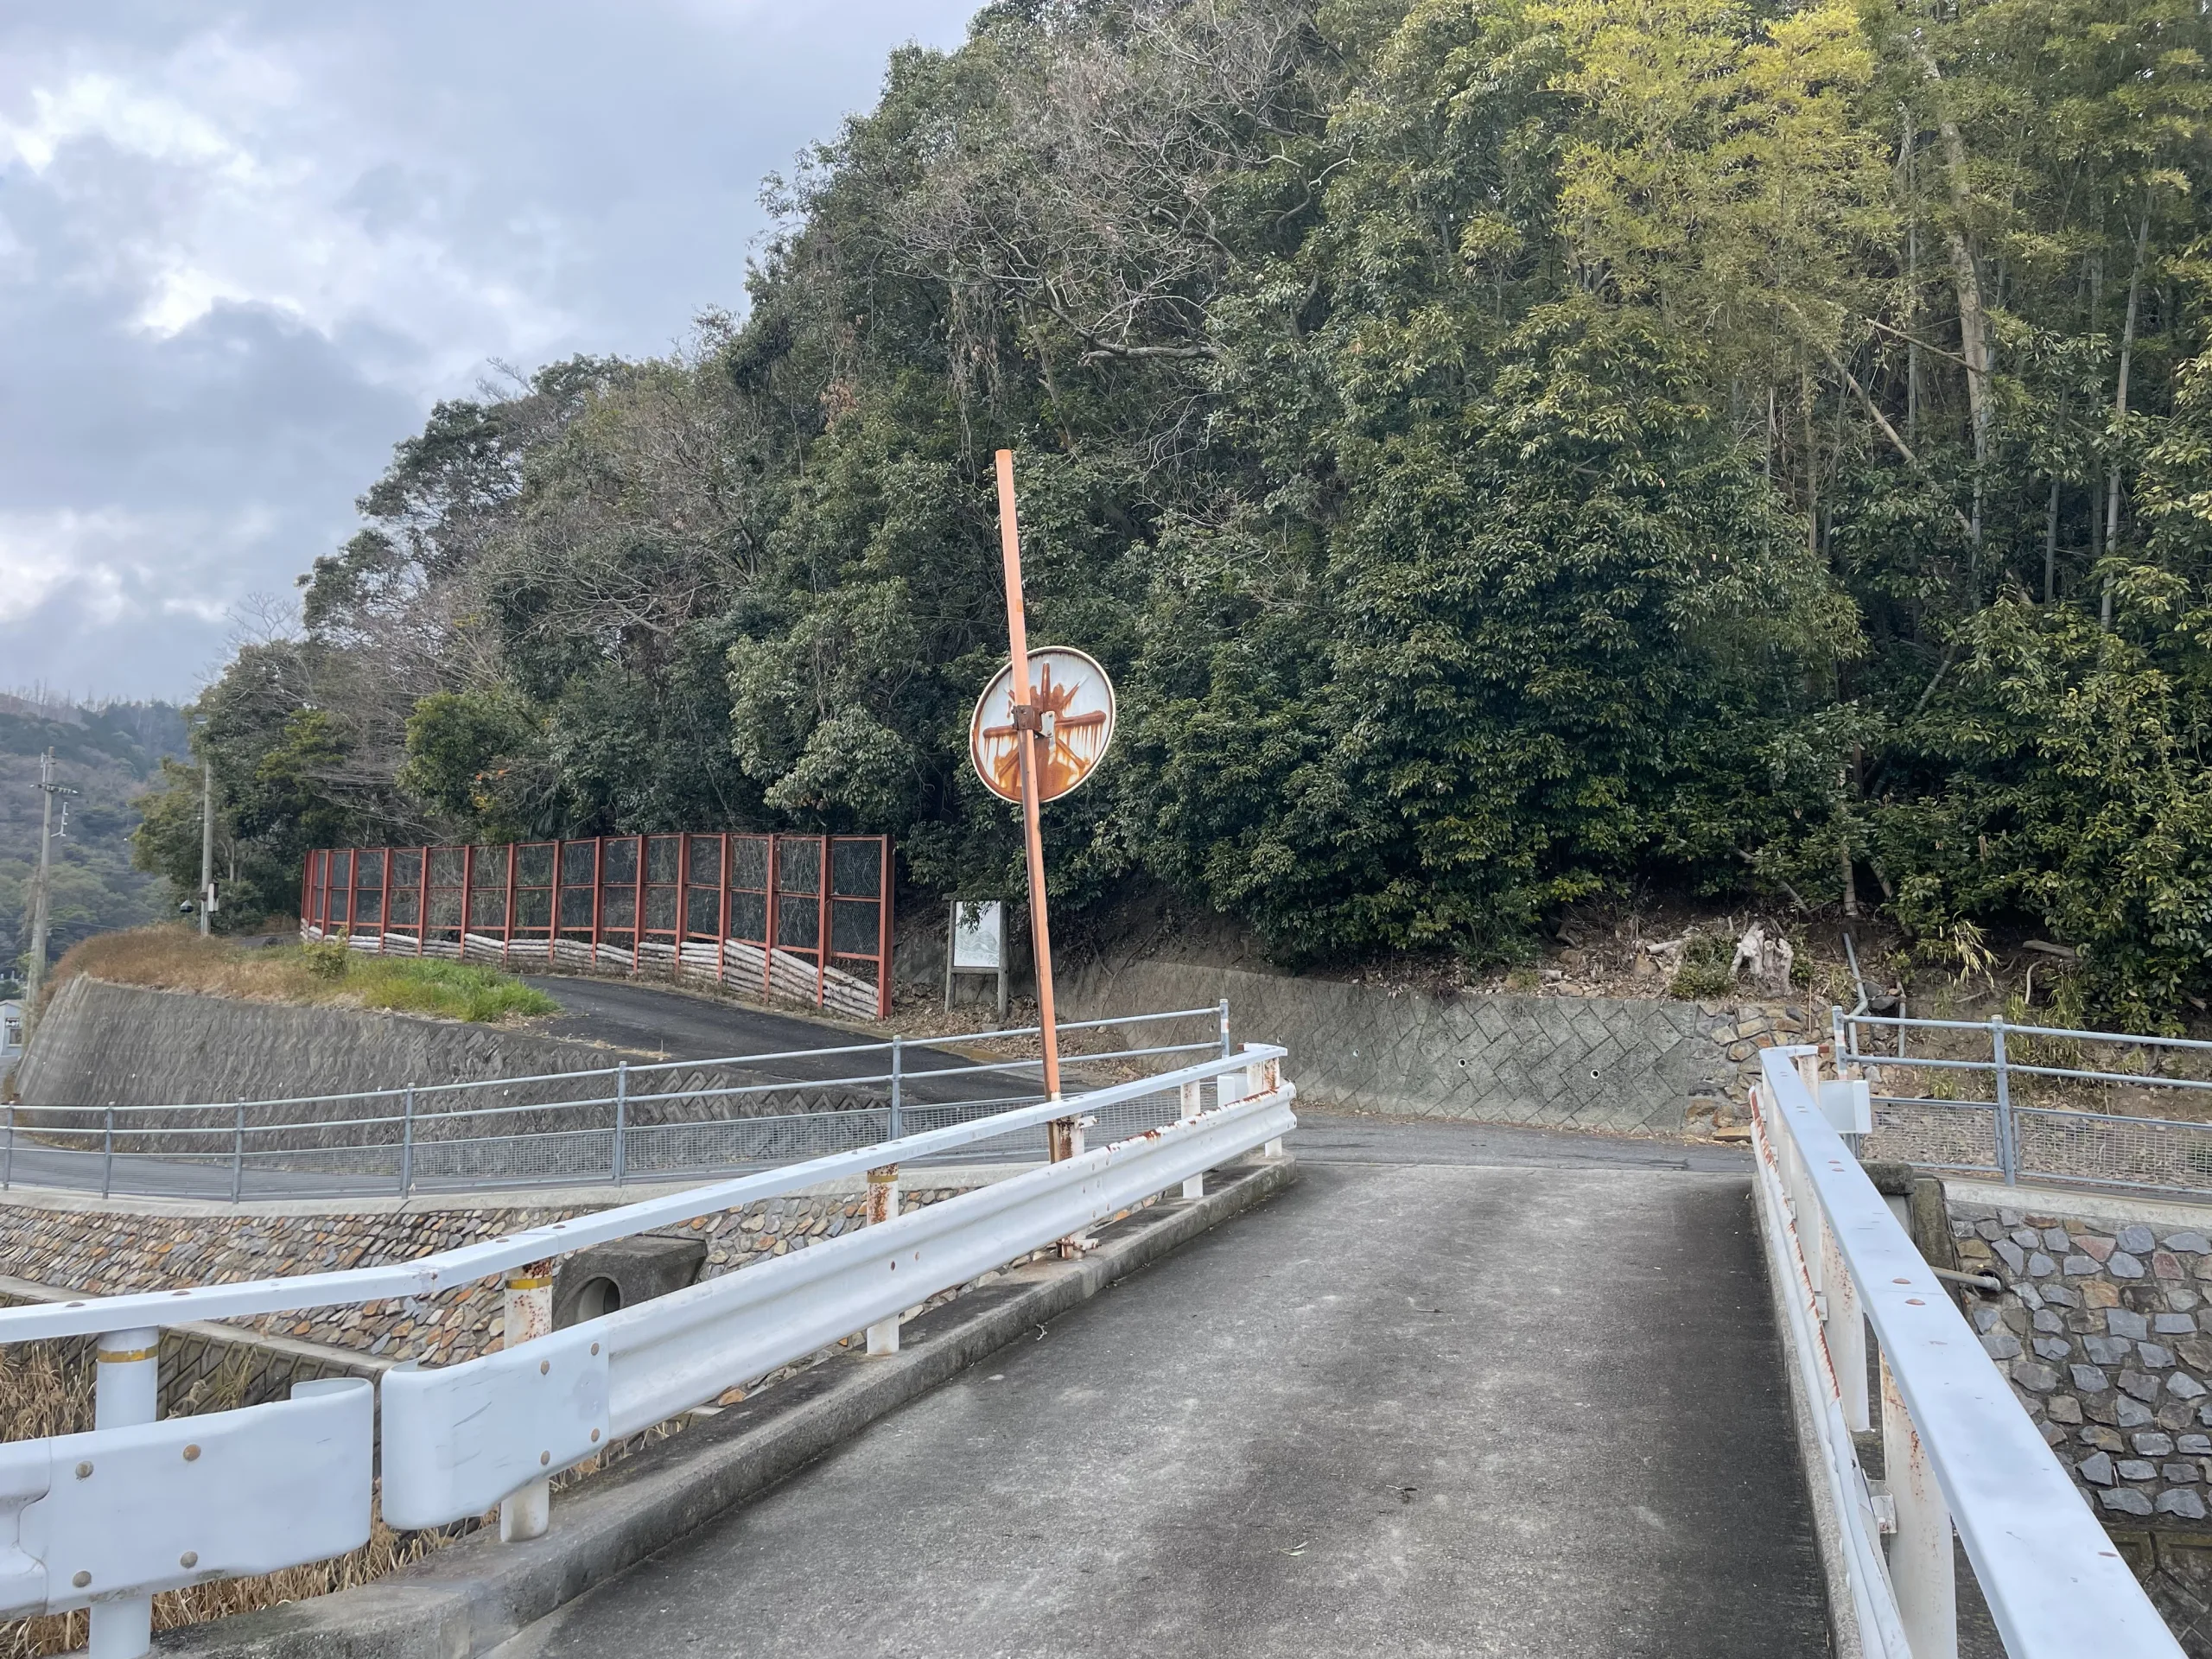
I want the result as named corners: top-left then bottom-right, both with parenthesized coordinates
top-left (0, 2), bottom-right (978, 702)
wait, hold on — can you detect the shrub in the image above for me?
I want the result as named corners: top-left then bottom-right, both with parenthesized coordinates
top-left (1669, 932), bottom-right (1737, 999)
top-left (302, 940), bottom-right (350, 980)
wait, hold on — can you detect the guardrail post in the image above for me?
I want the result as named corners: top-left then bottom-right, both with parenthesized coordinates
top-left (866, 1166), bottom-right (901, 1355)
top-left (1218, 999), bottom-right (1231, 1059)
top-left (499, 1262), bottom-right (555, 1542)
top-left (1824, 1231), bottom-right (1869, 1434)
top-left (230, 1101), bottom-right (245, 1205)
top-left (100, 1104), bottom-right (114, 1199)
top-left (1179, 1080), bottom-right (1205, 1199)
top-left (889, 1036), bottom-right (903, 1141)
top-left (3, 1101), bottom-right (14, 1191)
top-left (613, 1063), bottom-right (628, 1185)
top-left (1882, 1352), bottom-right (1957, 1657)
top-left (1249, 1049), bottom-right (1285, 1158)
top-left (398, 1088), bottom-right (415, 1198)
top-left (89, 1325), bottom-right (158, 1658)
top-left (1992, 1017), bottom-right (2017, 1184)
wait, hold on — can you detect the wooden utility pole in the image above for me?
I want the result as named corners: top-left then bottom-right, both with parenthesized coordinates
top-left (992, 450), bottom-right (1071, 1160)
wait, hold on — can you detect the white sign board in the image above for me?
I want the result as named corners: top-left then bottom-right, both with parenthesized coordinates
top-left (1818, 1077), bottom-right (1872, 1136)
top-left (951, 901), bottom-right (1005, 971)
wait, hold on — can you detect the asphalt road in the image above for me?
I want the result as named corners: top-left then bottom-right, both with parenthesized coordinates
top-left (527, 976), bottom-right (1758, 1176)
top-left (3, 976), bottom-right (1753, 1199)
top-left (493, 1159), bottom-right (1826, 1659)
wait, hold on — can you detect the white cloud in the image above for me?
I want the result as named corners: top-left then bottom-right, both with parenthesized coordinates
top-left (0, 505), bottom-right (279, 629)
top-left (0, 0), bottom-right (982, 698)
top-left (0, 35), bottom-right (575, 391)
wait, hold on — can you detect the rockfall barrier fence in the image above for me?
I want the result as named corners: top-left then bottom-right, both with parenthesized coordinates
top-left (301, 833), bottom-right (893, 1020)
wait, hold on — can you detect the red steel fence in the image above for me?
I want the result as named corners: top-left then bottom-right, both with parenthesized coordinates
top-left (300, 834), bottom-right (893, 1020)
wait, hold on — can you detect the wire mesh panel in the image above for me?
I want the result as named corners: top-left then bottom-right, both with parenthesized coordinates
top-left (600, 836), bottom-right (640, 960)
top-left (639, 835), bottom-right (682, 972)
top-left (685, 835), bottom-right (725, 943)
top-left (827, 837), bottom-right (891, 1020)
top-left (326, 850), bottom-right (353, 932)
top-left (510, 842), bottom-right (554, 959)
top-left (622, 1109), bottom-right (893, 1178)
top-left (349, 851), bottom-right (382, 930)
top-left (556, 840), bottom-right (598, 966)
top-left (771, 837), bottom-right (824, 1004)
top-left (386, 849), bottom-right (423, 944)
top-left (408, 1128), bottom-right (620, 1190)
top-left (1860, 1097), bottom-right (2005, 1176)
top-left (305, 850), bottom-right (332, 933)
top-left (467, 846), bottom-right (510, 953)
top-left (726, 836), bottom-right (772, 990)
top-left (424, 848), bottom-right (467, 955)
top-left (2014, 1109), bottom-right (2212, 1195)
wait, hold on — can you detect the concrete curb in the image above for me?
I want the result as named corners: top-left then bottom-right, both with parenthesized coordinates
top-left (156, 1154), bottom-right (1298, 1658)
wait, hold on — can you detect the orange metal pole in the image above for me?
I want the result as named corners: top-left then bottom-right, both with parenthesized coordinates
top-left (995, 450), bottom-right (1069, 1153)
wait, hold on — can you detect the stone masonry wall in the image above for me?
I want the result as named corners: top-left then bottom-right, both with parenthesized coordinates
top-left (1063, 955), bottom-right (1814, 1136)
top-left (1955, 1196), bottom-right (2212, 1522)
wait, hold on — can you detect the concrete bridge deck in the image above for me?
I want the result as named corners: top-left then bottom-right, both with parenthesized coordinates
top-left (494, 1155), bottom-right (1826, 1659)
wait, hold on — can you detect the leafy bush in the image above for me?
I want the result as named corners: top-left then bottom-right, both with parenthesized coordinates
top-left (1669, 933), bottom-right (1737, 1000)
top-left (302, 940), bottom-right (349, 980)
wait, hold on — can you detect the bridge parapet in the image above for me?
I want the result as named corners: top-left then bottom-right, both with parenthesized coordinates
top-left (1755, 1044), bottom-right (2184, 1657)
top-left (0, 1044), bottom-right (1293, 1656)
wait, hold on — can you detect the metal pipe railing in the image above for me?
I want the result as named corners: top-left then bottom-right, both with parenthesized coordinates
top-left (3, 1005), bottom-right (1230, 1204)
top-left (0, 1046), bottom-right (1284, 1344)
top-left (1838, 1005), bottom-right (2212, 1197)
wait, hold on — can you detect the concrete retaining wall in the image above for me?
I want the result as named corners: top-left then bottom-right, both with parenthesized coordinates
top-left (9, 978), bottom-right (892, 1160)
top-left (22, 961), bottom-right (1824, 1143)
top-left (15, 976), bottom-right (620, 1111)
top-left (1062, 956), bottom-right (1814, 1136)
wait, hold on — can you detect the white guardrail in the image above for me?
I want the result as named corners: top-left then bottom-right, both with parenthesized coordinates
top-left (1753, 1045), bottom-right (2183, 1658)
top-left (0, 1046), bottom-right (1294, 1658)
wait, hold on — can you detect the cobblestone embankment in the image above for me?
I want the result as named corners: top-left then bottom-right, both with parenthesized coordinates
top-left (0, 1180), bottom-right (976, 1373)
top-left (1965, 1198), bottom-right (2212, 1520)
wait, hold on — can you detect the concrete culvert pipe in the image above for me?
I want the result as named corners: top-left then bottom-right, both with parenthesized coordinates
top-left (552, 1235), bottom-right (706, 1329)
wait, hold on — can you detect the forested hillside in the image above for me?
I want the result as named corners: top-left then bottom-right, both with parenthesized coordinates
top-left (3, 694), bottom-right (190, 989)
top-left (140, 0), bottom-right (2212, 1025)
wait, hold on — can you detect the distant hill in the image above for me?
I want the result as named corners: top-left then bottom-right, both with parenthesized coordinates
top-left (0, 693), bottom-right (192, 992)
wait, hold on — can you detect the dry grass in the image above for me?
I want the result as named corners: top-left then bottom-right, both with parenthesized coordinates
top-left (0, 1340), bottom-right (474, 1657)
top-left (44, 927), bottom-right (556, 1026)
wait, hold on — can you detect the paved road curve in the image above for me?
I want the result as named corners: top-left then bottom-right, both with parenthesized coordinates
top-left (494, 1157), bottom-right (1826, 1659)
top-left (3, 974), bottom-right (1755, 1198)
